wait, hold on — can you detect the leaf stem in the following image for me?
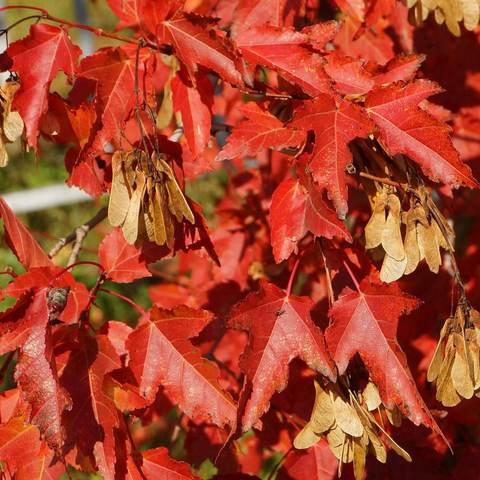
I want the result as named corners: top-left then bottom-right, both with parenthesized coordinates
top-left (98, 288), bottom-right (145, 315)
top-left (0, 5), bottom-right (170, 53)
top-left (342, 260), bottom-right (361, 292)
top-left (286, 256), bottom-right (301, 297)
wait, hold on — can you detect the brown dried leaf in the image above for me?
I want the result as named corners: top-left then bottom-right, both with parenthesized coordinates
top-left (293, 424), bottom-right (322, 449)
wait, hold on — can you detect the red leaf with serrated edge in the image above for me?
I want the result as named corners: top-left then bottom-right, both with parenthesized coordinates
top-left (269, 179), bottom-right (351, 263)
top-left (77, 46), bottom-right (154, 156)
top-left (61, 333), bottom-right (123, 480)
top-left (0, 416), bottom-right (41, 474)
top-left (291, 96), bottom-right (374, 218)
top-left (236, 25), bottom-right (332, 96)
top-left (217, 103), bottom-right (305, 161)
top-left (99, 228), bottom-right (168, 283)
top-left (325, 279), bottom-right (441, 432)
top-left (3, 267), bottom-right (90, 325)
top-left (278, 441), bottom-right (337, 480)
top-left (13, 292), bottom-right (70, 449)
top-left (374, 54), bottom-right (425, 86)
top-left (107, 0), bottom-right (181, 34)
top-left (366, 80), bottom-right (478, 188)
top-left (228, 281), bottom-right (336, 431)
top-left (142, 447), bottom-right (199, 479)
top-left (126, 306), bottom-right (237, 428)
top-left (324, 53), bottom-right (374, 95)
top-left (157, 14), bottom-right (243, 86)
top-left (232, 0), bottom-right (300, 36)
top-left (172, 69), bottom-right (213, 159)
top-left (0, 24), bottom-right (81, 149)
top-left (0, 197), bottom-right (52, 269)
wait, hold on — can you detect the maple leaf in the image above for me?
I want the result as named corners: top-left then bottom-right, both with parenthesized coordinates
top-left (269, 179), bottom-right (351, 263)
top-left (2, 266), bottom-right (90, 325)
top-left (99, 228), bottom-right (168, 283)
top-left (8, 292), bottom-right (70, 449)
top-left (172, 69), bottom-right (213, 159)
top-left (374, 54), bottom-right (425, 86)
top-left (126, 305), bottom-right (237, 428)
top-left (290, 96), bottom-right (374, 218)
top-left (76, 46), bottom-right (154, 157)
top-left (0, 24), bottom-right (81, 149)
top-left (142, 447), bottom-right (199, 479)
top-left (324, 53), bottom-right (374, 95)
top-left (228, 281), bottom-right (337, 431)
top-left (0, 416), bottom-right (42, 474)
top-left (217, 102), bottom-right (305, 161)
top-left (325, 278), bottom-right (441, 432)
top-left (232, 0), bottom-right (301, 36)
top-left (61, 333), bottom-right (124, 479)
top-left (236, 25), bottom-right (332, 96)
top-left (365, 80), bottom-right (479, 188)
top-left (0, 196), bottom-right (52, 269)
top-left (278, 440), bottom-right (338, 480)
top-left (157, 13), bottom-right (243, 86)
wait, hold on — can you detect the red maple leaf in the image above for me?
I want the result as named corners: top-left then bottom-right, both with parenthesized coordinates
top-left (126, 305), bottom-right (237, 428)
top-left (0, 24), bottom-right (81, 149)
top-left (0, 197), bottom-right (52, 269)
top-left (142, 447), bottom-right (199, 479)
top-left (172, 69), bottom-right (213, 159)
top-left (228, 281), bottom-right (337, 431)
top-left (325, 276), bottom-right (441, 433)
top-left (99, 228), bottom-right (168, 283)
top-left (61, 333), bottom-right (124, 479)
top-left (217, 102), bottom-right (305, 161)
top-left (291, 96), bottom-right (374, 218)
top-left (269, 179), bottom-right (351, 263)
top-left (157, 13), bottom-right (243, 86)
top-left (365, 80), bottom-right (479, 188)
top-left (236, 25), bottom-right (332, 96)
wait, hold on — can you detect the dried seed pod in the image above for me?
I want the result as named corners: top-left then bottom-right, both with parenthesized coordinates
top-left (380, 252), bottom-right (408, 283)
top-left (451, 332), bottom-right (474, 399)
top-left (0, 79), bottom-right (24, 168)
top-left (108, 149), bottom-right (195, 247)
top-left (381, 195), bottom-right (405, 261)
top-left (365, 192), bottom-right (388, 249)
top-left (427, 316), bottom-right (453, 382)
top-left (417, 218), bottom-right (441, 273)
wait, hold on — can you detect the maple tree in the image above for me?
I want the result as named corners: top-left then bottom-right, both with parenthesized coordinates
top-left (1, 0), bottom-right (480, 478)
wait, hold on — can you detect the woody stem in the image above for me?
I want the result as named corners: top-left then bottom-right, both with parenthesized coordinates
top-left (0, 5), bottom-right (171, 53)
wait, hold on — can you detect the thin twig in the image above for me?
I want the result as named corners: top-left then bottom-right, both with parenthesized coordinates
top-left (357, 171), bottom-right (406, 189)
top-left (49, 207), bottom-right (107, 258)
top-left (0, 5), bottom-right (171, 52)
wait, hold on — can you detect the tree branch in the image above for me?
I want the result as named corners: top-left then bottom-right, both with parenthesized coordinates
top-left (49, 207), bottom-right (107, 259)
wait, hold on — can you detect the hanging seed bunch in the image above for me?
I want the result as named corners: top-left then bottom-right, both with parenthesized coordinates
top-left (407, 0), bottom-right (480, 36)
top-left (364, 184), bottom-right (453, 283)
top-left (108, 149), bottom-right (194, 247)
top-left (294, 380), bottom-right (410, 479)
top-left (0, 78), bottom-right (24, 167)
top-left (428, 302), bottom-right (480, 407)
